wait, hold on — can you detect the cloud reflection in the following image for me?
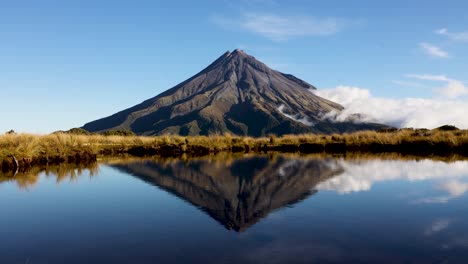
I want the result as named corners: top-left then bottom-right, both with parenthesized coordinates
top-left (316, 160), bottom-right (468, 201)
top-left (425, 218), bottom-right (451, 236)
top-left (414, 179), bottom-right (468, 204)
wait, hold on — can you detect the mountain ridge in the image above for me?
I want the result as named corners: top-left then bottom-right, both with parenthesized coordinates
top-left (83, 49), bottom-right (386, 136)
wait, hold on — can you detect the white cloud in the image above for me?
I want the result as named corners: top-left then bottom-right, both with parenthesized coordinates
top-left (419, 42), bottom-right (449, 58)
top-left (405, 74), bottom-right (468, 99)
top-left (278, 104), bottom-right (314, 126)
top-left (437, 80), bottom-right (468, 98)
top-left (405, 74), bottom-right (451, 82)
top-left (213, 12), bottom-right (352, 41)
top-left (436, 28), bottom-right (468, 42)
top-left (313, 86), bottom-right (468, 128)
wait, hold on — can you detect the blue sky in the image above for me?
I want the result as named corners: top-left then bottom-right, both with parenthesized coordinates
top-left (1, 0), bottom-right (468, 133)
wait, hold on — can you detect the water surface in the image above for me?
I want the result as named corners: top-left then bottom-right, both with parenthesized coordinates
top-left (1, 155), bottom-right (468, 263)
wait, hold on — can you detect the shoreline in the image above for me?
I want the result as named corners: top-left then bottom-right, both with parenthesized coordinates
top-left (2, 152), bottom-right (467, 187)
top-left (1, 129), bottom-right (467, 172)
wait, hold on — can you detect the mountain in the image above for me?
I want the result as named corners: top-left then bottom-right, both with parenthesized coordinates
top-left (83, 49), bottom-right (385, 136)
top-left (110, 155), bottom-right (342, 232)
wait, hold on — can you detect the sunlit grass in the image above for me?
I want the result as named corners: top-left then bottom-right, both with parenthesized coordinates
top-left (1, 128), bottom-right (467, 164)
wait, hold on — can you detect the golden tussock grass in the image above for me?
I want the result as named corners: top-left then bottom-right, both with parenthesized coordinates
top-left (1, 129), bottom-right (467, 165)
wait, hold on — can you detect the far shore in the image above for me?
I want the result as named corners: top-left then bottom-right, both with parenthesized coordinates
top-left (1, 127), bottom-right (467, 172)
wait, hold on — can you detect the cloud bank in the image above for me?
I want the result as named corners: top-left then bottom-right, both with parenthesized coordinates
top-left (313, 84), bottom-right (468, 129)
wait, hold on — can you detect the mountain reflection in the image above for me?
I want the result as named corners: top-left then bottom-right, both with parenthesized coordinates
top-left (0, 163), bottom-right (99, 189)
top-left (110, 155), bottom-right (343, 232)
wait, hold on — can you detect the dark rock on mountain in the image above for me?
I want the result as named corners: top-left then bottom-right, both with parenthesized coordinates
top-left (111, 155), bottom-right (342, 232)
top-left (83, 49), bottom-right (386, 136)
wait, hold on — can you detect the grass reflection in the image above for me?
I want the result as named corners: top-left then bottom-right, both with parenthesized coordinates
top-left (0, 162), bottom-right (99, 190)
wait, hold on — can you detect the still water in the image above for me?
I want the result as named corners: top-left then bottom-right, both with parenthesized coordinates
top-left (1, 155), bottom-right (468, 263)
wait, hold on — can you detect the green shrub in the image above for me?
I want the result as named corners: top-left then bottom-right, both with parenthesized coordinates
top-left (67, 128), bottom-right (91, 135)
top-left (102, 130), bottom-right (136, 136)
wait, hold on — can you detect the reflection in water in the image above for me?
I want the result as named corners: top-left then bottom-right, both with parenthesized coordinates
top-left (2, 155), bottom-right (468, 263)
top-left (425, 218), bottom-right (451, 236)
top-left (110, 155), bottom-right (343, 231)
top-left (316, 159), bottom-right (468, 204)
top-left (0, 162), bottom-right (99, 189)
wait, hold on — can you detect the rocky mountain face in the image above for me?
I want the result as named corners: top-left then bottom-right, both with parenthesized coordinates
top-left (111, 155), bottom-right (342, 232)
top-left (83, 49), bottom-right (385, 136)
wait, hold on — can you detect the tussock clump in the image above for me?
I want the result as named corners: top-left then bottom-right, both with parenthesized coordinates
top-left (435, 125), bottom-right (459, 131)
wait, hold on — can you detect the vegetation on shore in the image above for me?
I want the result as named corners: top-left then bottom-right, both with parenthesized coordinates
top-left (1, 126), bottom-right (467, 171)
top-left (4, 151), bottom-right (468, 190)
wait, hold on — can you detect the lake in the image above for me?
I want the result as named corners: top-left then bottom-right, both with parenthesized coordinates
top-left (1, 154), bottom-right (468, 263)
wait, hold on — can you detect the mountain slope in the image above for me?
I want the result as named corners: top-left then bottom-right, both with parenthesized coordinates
top-left (83, 49), bottom-right (385, 136)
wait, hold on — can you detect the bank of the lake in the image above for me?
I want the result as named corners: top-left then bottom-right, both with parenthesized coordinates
top-left (1, 128), bottom-right (467, 172)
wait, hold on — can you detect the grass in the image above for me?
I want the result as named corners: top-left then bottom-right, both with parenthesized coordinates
top-left (1, 128), bottom-right (467, 170)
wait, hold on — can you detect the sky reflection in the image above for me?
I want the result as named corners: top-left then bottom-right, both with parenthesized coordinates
top-left (1, 155), bottom-right (468, 263)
